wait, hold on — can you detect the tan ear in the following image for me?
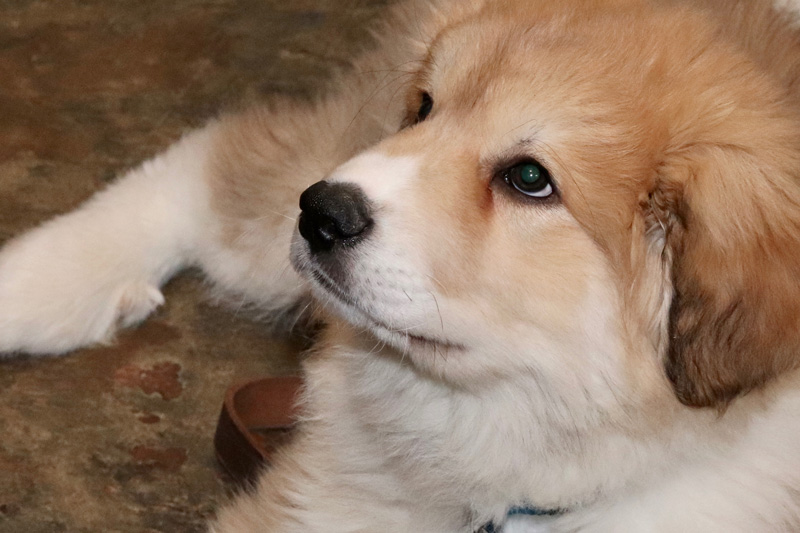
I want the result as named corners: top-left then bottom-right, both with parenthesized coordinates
top-left (653, 147), bottom-right (800, 408)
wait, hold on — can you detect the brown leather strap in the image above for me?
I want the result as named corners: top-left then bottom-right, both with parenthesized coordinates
top-left (214, 376), bottom-right (303, 486)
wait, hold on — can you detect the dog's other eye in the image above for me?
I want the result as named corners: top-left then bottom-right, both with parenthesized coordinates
top-left (502, 160), bottom-right (554, 198)
top-left (416, 92), bottom-right (433, 123)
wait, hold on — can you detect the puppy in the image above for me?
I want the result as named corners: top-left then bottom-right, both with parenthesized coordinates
top-left (4, 0), bottom-right (800, 531)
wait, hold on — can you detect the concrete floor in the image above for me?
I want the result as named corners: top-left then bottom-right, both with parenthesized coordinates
top-left (0, 1), bottom-right (389, 531)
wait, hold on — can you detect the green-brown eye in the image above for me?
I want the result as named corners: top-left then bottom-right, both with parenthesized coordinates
top-left (503, 161), bottom-right (553, 198)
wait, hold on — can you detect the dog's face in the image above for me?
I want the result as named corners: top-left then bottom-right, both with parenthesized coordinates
top-left (292, 1), bottom-right (800, 416)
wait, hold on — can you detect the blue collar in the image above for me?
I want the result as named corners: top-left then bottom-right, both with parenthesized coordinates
top-left (478, 506), bottom-right (564, 533)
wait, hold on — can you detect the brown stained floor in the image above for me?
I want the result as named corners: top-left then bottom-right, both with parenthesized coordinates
top-left (0, 1), bottom-right (390, 531)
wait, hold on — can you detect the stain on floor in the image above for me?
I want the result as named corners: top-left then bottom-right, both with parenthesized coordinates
top-left (0, 1), bottom-right (391, 531)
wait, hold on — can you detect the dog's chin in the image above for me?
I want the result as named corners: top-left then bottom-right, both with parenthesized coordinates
top-left (291, 245), bottom-right (463, 357)
top-left (314, 269), bottom-right (464, 354)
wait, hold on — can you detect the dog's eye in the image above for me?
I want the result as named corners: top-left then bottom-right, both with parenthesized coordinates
top-left (416, 92), bottom-right (433, 123)
top-left (502, 161), bottom-right (553, 198)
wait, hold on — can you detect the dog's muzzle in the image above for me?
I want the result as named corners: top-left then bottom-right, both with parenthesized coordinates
top-left (298, 180), bottom-right (373, 253)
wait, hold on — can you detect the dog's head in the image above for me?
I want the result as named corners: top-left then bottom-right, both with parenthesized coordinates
top-left (291, 0), bottom-right (800, 413)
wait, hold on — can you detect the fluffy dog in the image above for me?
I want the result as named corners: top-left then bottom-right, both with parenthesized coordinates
top-left (3, 0), bottom-right (800, 531)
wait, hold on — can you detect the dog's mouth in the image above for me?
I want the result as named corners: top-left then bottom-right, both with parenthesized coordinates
top-left (304, 263), bottom-right (464, 353)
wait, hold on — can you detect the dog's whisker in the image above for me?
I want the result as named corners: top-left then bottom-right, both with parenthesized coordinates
top-left (425, 274), bottom-right (446, 291)
top-left (429, 291), bottom-right (444, 332)
top-left (261, 208), bottom-right (298, 223)
top-left (287, 300), bottom-right (314, 334)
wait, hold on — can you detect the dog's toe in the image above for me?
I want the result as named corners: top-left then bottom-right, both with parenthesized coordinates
top-left (116, 282), bottom-right (165, 328)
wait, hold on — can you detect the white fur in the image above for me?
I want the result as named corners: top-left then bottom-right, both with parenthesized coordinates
top-left (774, 0), bottom-right (800, 21)
top-left (331, 152), bottom-right (420, 203)
top-left (0, 125), bottom-right (217, 354)
top-left (503, 516), bottom-right (556, 533)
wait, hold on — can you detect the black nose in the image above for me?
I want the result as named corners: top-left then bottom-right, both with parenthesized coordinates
top-left (298, 181), bottom-right (373, 253)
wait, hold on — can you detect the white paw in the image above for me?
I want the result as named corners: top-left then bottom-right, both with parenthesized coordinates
top-left (0, 221), bottom-right (165, 356)
top-left (116, 282), bottom-right (165, 328)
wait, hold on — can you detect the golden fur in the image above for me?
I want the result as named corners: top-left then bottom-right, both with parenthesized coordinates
top-left (4, 0), bottom-right (800, 531)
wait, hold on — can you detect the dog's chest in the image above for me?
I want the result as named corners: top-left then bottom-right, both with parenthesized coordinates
top-left (345, 352), bottom-right (546, 512)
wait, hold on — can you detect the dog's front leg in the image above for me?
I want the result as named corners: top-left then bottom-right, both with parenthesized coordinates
top-left (0, 124), bottom-right (232, 355)
top-left (0, 44), bottom-right (410, 356)
top-left (0, 2), bottom-right (437, 356)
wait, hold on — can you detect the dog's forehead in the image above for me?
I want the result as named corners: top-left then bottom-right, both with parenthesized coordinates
top-left (424, 4), bottom-right (720, 108)
top-left (423, 13), bottom-right (647, 135)
top-left (426, 17), bottom-right (578, 101)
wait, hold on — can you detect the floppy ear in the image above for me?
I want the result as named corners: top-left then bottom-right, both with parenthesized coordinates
top-left (651, 146), bottom-right (800, 408)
